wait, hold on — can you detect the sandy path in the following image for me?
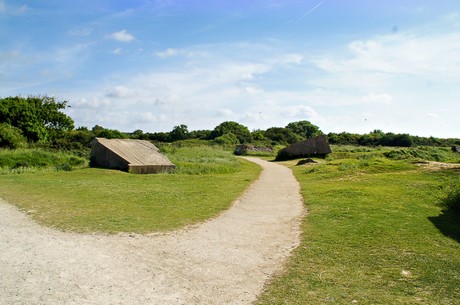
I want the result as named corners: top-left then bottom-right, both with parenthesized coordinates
top-left (0, 157), bottom-right (304, 305)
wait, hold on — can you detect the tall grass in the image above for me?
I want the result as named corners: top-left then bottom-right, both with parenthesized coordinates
top-left (161, 144), bottom-right (242, 174)
top-left (0, 148), bottom-right (87, 174)
top-left (328, 145), bottom-right (460, 163)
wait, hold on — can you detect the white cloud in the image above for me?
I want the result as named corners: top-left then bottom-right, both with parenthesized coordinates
top-left (282, 105), bottom-right (323, 122)
top-left (155, 48), bottom-right (179, 58)
top-left (425, 113), bottom-right (439, 120)
top-left (110, 30), bottom-right (135, 42)
top-left (216, 109), bottom-right (235, 117)
top-left (243, 86), bottom-right (262, 95)
top-left (105, 85), bottom-right (136, 98)
top-left (68, 27), bottom-right (93, 37)
top-left (112, 48), bottom-right (122, 55)
top-left (280, 53), bottom-right (303, 64)
top-left (361, 93), bottom-right (393, 105)
top-left (17, 4), bottom-right (28, 14)
top-left (73, 97), bottom-right (111, 109)
top-left (314, 32), bottom-right (460, 82)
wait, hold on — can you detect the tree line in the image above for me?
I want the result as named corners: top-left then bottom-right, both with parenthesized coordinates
top-left (1, 95), bottom-right (459, 151)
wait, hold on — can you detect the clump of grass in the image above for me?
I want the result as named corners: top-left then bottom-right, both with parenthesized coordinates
top-left (384, 146), bottom-right (457, 162)
top-left (0, 148), bottom-right (87, 174)
top-left (439, 185), bottom-right (460, 215)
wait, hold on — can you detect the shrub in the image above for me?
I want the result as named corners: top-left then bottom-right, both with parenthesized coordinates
top-left (440, 186), bottom-right (460, 215)
top-left (0, 123), bottom-right (27, 149)
top-left (0, 149), bottom-right (87, 173)
top-left (213, 133), bottom-right (239, 145)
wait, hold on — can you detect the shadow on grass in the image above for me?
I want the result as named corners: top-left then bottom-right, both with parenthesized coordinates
top-left (429, 209), bottom-right (460, 244)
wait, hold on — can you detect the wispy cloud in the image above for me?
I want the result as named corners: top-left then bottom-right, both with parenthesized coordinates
top-left (155, 48), bottom-right (180, 58)
top-left (110, 30), bottom-right (135, 42)
top-left (291, 0), bottom-right (325, 23)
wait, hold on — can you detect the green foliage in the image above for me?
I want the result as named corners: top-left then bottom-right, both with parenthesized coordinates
top-left (92, 125), bottom-right (127, 139)
top-left (210, 121), bottom-right (252, 144)
top-left (188, 129), bottom-right (212, 140)
top-left (285, 120), bottom-right (322, 139)
top-left (0, 149), bottom-right (87, 174)
top-left (329, 130), bottom-right (458, 147)
top-left (169, 124), bottom-right (189, 141)
top-left (212, 132), bottom-right (239, 146)
top-left (440, 185), bottom-right (460, 215)
top-left (0, 95), bottom-right (74, 142)
top-left (169, 125), bottom-right (185, 141)
top-left (251, 130), bottom-right (266, 141)
top-left (384, 146), bottom-right (457, 162)
top-left (0, 123), bottom-right (27, 149)
top-left (264, 127), bottom-right (303, 145)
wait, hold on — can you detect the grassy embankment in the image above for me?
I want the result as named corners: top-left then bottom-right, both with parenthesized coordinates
top-left (0, 145), bottom-right (260, 233)
top-left (257, 145), bottom-right (460, 304)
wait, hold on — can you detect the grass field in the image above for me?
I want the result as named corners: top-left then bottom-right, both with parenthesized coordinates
top-left (0, 146), bottom-right (260, 233)
top-left (257, 148), bottom-right (460, 304)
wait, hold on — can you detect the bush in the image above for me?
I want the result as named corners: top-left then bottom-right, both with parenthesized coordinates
top-left (0, 149), bottom-right (87, 173)
top-left (0, 123), bottom-right (27, 149)
top-left (213, 133), bottom-right (239, 145)
top-left (440, 186), bottom-right (460, 215)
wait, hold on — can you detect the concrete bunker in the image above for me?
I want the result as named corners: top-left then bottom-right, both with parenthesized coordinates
top-left (276, 135), bottom-right (332, 161)
top-left (90, 138), bottom-right (175, 174)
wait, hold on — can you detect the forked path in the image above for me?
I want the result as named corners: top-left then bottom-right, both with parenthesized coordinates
top-left (0, 157), bottom-right (304, 305)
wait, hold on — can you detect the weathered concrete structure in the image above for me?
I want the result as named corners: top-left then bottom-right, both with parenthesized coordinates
top-left (90, 138), bottom-right (175, 174)
top-left (276, 135), bottom-right (332, 161)
top-left (234, 145), bottom-right (274, 156)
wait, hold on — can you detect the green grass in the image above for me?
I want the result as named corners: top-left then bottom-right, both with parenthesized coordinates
top-left (162, 144), bottom-right (242, 174)
top-left (0, 146), bottom-right (261, 233)
top-left (257, 152), bottom-right (460, 304)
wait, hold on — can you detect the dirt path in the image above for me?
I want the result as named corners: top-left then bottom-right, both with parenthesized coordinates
top-left (0, 157), bottom-right (304, 305)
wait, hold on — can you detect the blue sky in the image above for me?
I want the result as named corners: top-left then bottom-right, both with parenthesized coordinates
top-left (1, 0), bottom-right (459, 137)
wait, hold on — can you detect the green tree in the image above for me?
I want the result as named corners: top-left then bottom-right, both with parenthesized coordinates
top-left (92, 125), bottom-right (127, 139)
top-left (131, 129), bottom-right (145, 139)
top-left (189, 129), bottom-right (212, 140)
top-left (213, 132), bottom-right (239, 145)
top-left (0, 95), bottom-right (74, 142)
top-left (210, 121), bottom-right (252, 144)
top-left (264, 127), bottom-right (303, 145)
top-left (169, 124), bottom-right (189, 141)
top-left (285, 120), bottom-right (321, 139)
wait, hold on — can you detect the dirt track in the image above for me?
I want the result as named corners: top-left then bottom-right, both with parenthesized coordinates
top-left (0, 157), bottom-right (304, 305)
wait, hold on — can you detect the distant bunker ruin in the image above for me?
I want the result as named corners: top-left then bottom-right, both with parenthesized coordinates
top-left (90, 138), bottom-right (175, 174)
top-left (276, 135), bottom-right (332, 161)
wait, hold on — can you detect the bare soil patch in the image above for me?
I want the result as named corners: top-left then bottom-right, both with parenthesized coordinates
top-left (0, 157), bottom-right (304, 305)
